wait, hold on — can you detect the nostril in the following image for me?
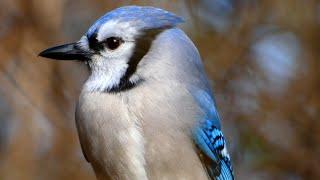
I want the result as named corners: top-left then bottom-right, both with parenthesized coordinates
top-left (87, 32), bottom-right (104, 51)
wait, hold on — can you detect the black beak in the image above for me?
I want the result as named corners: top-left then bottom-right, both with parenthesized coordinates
top-left (39, 42), bottom-right (91, 61)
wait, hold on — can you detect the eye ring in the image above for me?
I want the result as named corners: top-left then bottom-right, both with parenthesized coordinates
top-left (103, 37), bottom-right (123, 50)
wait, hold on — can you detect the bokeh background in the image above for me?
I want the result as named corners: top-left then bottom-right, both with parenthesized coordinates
top-left (0, 0), bottom-right (319, 179)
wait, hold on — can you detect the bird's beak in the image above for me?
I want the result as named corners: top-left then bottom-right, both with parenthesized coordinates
top-left (39, 42), bottom-right (91, 61)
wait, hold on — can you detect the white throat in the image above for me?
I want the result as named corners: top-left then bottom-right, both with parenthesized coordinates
top-left (83, 55), bottom-right (129, 92)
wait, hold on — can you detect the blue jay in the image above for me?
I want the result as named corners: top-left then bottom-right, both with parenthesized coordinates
top-left (39, 6), bottom-right (234, 180)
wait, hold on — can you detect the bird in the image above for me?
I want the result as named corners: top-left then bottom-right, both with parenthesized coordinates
top-left (39, 6), bottom-right (234, 180)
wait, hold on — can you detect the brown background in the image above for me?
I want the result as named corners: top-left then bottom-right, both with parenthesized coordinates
top-left (0, 0), bottom-right (319, 179)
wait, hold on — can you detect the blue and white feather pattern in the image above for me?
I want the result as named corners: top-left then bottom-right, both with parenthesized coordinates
top-left (86, 6), bottom-right (184, 37)
top-left (192, 90), bottom-right (234, 180)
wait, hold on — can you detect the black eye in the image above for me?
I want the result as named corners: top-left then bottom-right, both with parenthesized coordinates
top-left (104, 37), bottom-right (123, 50)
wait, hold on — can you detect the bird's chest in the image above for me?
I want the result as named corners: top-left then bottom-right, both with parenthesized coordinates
top-left (76, 87), bottom-right (204, 179)
top-left (76, 92), bottom-right (146, 178)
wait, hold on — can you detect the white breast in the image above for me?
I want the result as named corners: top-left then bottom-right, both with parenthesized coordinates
top-left (76, 92), bottom-right (147, 180)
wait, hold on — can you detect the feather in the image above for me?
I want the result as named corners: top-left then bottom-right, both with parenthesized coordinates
top-left (87, 6), bottom-right (184, 38)
top-left (192, 91), bottom-right (234, 180)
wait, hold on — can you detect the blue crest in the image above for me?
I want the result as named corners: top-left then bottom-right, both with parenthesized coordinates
top-left (86, 6), bottom-right (184, 37)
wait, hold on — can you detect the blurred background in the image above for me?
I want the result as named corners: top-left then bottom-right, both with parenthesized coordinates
top-left (0, 0), bottom-right (319, 179)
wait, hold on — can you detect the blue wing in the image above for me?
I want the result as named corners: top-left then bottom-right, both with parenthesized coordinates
top-left (192, 90), bottom-right (234, 180)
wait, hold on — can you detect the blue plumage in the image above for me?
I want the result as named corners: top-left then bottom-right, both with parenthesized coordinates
top-left (192, 91), bottom-right (234, 180)
top-left (194, 119), bottom-right (234, 180)
top-left (86, 6), bottom-right (184, 38)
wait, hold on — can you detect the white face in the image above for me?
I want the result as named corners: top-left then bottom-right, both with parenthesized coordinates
top-left (78, 20), bottom-right (142, 92)
top-left (39, 6), bottom-right (183, 93)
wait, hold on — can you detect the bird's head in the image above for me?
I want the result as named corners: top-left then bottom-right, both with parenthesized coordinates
top-left (39, 6), bottom-right (183, 92)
